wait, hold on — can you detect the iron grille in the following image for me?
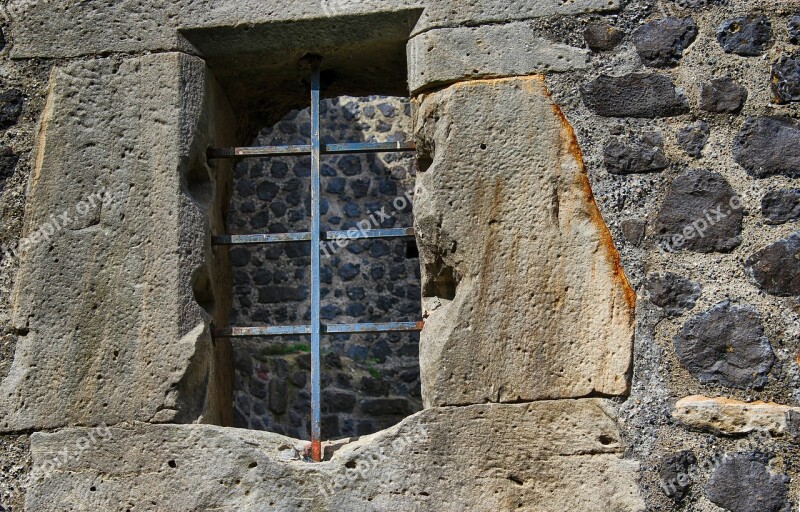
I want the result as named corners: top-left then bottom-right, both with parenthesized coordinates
top-left (208, 56), bottom-right (422, 462)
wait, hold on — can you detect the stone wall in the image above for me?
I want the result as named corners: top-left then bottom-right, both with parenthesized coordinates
top-left (228, 95), bottom-right (422, 438)
top-left (0, 0), bottom-right (799, 511)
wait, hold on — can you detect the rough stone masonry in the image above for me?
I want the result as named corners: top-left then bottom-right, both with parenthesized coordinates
top-left (0, 0), bottom-right (799, 511)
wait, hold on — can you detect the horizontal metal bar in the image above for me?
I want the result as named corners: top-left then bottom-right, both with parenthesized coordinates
top-left (208, 141), bottom-right (416, 159)
top-left (325, 321), bottom-right (424, 334)
top-left (324, 141), bottom-right (416, 155)
top-left (325, 227), bottom-right (415, 240)
top-left (213, 321), bottom-right (424, 338)
top-left (213, 228), bottom-right (415, 246)
top-left (212, 233), bottom-right (312, 245)
top-left (214, 325), bottom-right (311, 337)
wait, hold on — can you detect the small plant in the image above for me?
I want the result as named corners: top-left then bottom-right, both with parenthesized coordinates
top-left (367, 366), bottom-right (382, 380)
top-left (260, 343), bottom-right (310, 357)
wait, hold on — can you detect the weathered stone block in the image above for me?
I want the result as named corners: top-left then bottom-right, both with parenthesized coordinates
top-left (716, 16), bottom-right (772, 56)
top-left (744, 232), bottom-right (800, 297)
top-left (415, 77), bottom-right (634, 407)
top-left (25, 400), bottom-right (645, 511)
top-left (581, 73), bottom-right (688, 118)
top-left (734, 117), bottom-right (800, 178)
top-left (673, 302), bottom-right (774, 389)
top-left (674, 395), bottom-right (800, 436)
top-left (652, 169), bottom-right (742, 253)
top-left (604, 132), bottom-right (669, 175)
top-left (407, 22), bottom-right (589, 93)
top-left (761, 189), bottom-right (800, 225)
top-left (675, 120), bottom-right (710, 158)
top-left (0, 53), bottom-right (236, 432)
top-left (699, 78), bottom-right (748, 113)
top-left (632, 17), bottom-right (697, 68)
top-left (9, 0), bottom-right (621, 58)
top-left (705, 452), bottom-right (790, 512)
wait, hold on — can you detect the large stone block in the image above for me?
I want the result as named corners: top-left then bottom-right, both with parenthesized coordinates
top-left (25, 400), bottom-right (644, 511)
top-left (0, 53), bottom-right (235, 432)
top-left (407, 22), bottom-right (589, 93)
top-left (8, 0), bottom-right (620, 58)
top-left (413, 77), bottom-right (634, 407)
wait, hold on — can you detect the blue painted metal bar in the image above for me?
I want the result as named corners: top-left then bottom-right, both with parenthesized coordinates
top-left (325, 227), bottom-right (415, 240)
top-left (325, 321), bottom-right (425, 334)
top-left (207, 141), bottom-right (416, 159)
top-left (212, 228), bottom-right (414, 246)
top-left (309, 58), bottom-right (323, 463)
top-left (213, 322), bottom-right (424, 338)
top-left (212, 233), bottom-right (311, 245)
top-left (324, 141), bottom-right (416, 154)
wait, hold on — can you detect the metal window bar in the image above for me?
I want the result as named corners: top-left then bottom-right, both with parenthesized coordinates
top-left (208, 56), bottom-right (422, 462)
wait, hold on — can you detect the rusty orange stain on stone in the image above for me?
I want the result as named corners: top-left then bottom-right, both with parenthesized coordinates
top-left (546, 87), bottom-right (637, 313)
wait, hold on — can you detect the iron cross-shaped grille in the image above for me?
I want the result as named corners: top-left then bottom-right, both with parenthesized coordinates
top-left (208, 56), bottom-right (422, 462)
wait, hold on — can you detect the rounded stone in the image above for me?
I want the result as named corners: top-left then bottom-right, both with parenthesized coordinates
top-left (673, 301), bottom-right (774, 389)
top-left (699, 78), bottom-right (748, 113)
top-left (652, 169), bottom-right (743, 253)
top-left (771, 53), bottom-right (800, 105)
top-left (734, 117), bottom-right (800, 178)
top-left (659, 451), bottom-right (697, 503)
top-left (581, 73), bottom-right (688, 118)
top-left (644, 272), bottom-right (701, 317)
top-left (583, 23), bottom-right (625, 52)
top-left (705, 452), bottom-right (790, 512)
top-left (761, 189), bottom-right (800, 225)
top-left (744, 232), bottom-right (800, 297)
top-left (675, 120), bottom-right (709, 159)
top-left (632, 17), bottom-right (698, 68)
top-left (716, 16), bottom-right (772, 56)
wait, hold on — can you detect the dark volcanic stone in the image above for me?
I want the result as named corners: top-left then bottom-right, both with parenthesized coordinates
top-left (257, 286), bottom-right (307, 303)
top-left (583, 23), bottom-right (625, 52)
top-left (675, 120), bottom-right (710, 158)
top-left (745, 232), bottom-right (800, 297)
top-left (699, 78), bottom-right (748, 113)
top-left (645, 272), bottom-right (701, 316)
top-left (653, 169), bottom-right (743, 253)
top-left (674, 301), bottom-right (774, 389)
top-left (771, 53), bottom-right (800, 104)
top-left (632, 17), bottom-right (698, 68)
top-left (581, 73), bottom-right (688, 118)
top-left (705, 452), bottom-right (790, 512)
top-left (604, 132), bottom-right (669, 174)
top-left (762, 189), bottom-right (800, 225)
top-left (359, 376), bottom-right (390, 396)
top-left (620, 218), bottom-right (646, 247)
top-left (734, 117), bottom-right (800, 178)
top-left (789, 16), bottom-right (800, 45)
top-left (0, 146), bottom-right (19, 190)
top-left (716, 16), bottom-right (772, 56)
top-left (659, 451), bottom-right (697, 502)
top-left (321, 388), bottom-right (356, 413)
top-left (0, 89), bottom-right (23, 129)
top-left (359, 397), bottom-right (411, 416)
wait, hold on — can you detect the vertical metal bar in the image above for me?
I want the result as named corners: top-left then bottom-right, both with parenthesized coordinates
top-left (309, 57), bottom-right (323, 463)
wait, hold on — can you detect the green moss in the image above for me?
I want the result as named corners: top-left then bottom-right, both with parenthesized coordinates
top-left (260, 343), bottom-right (310, 357)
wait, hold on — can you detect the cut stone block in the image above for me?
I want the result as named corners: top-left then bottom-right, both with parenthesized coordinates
top-left (414, 77), bottom-right (635, 407)
top-left (25, 400), bottom-right (645, 512)
top-left (0, 53), bottom-right (235, 432)
top-left (673, 395), bottom-right (800, 436)
top-left (407, 22), bottom-right (589, 93)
